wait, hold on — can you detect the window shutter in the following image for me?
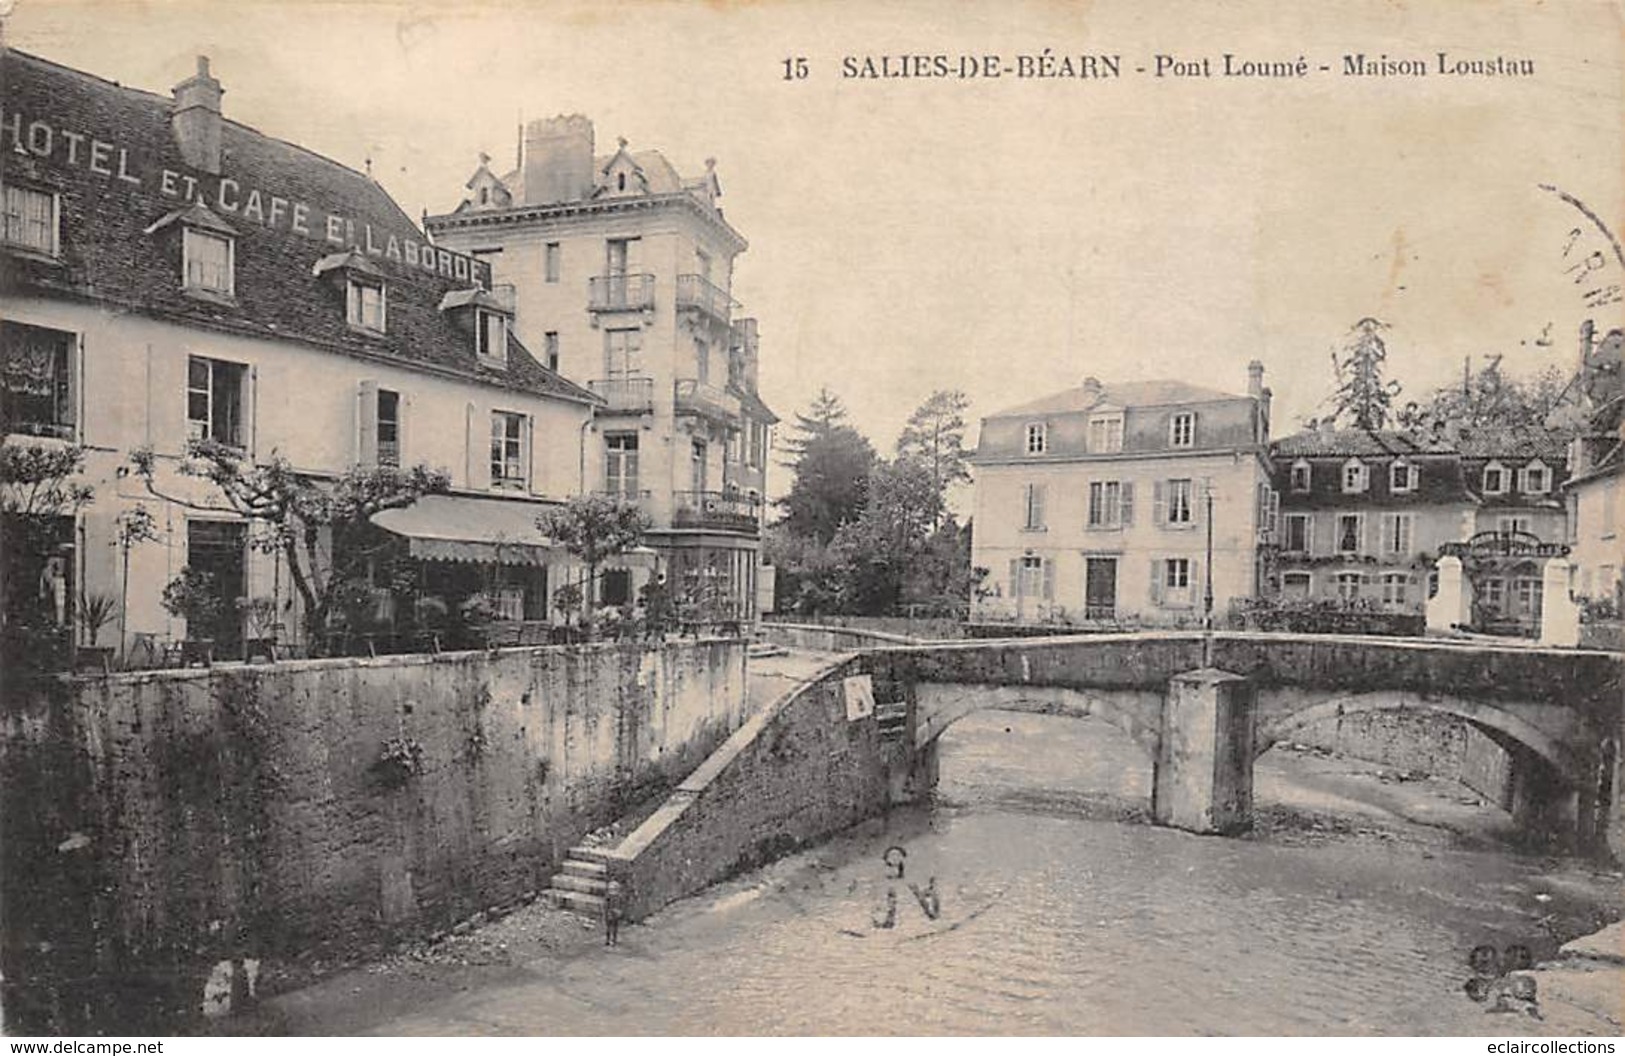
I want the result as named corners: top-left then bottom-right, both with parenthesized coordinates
top-left (465, 402), bottom-right (484, 489)
top-left (1042, 558), bottom-right (1055, 600)
top-left (1268, 490), bottom-right (1280, 532)
top-left (357, 380), bottom-right (379, 467)
top-left (1189, 412), bottom-right (1198, 445)
top-left (1008, 558), bottom-right (1020, 599)
top-left (1190, 483), bottom-right (1202, 527)
top-left (1121, 482), bottom-right (1135, 525)
top-left (1034, 484), bottom-right (1046, 528)
top-left (398, 393), bottom-right (413, 467)
top-left (524, 414), bottom-right (537, 493)
top-left (246, 365), bottom-right (259, 460)
top-left (1191, 559), bottom-right (1201, 601)
top-left (1153, 481), bottom-right (1166, 528)
top-left (1150, 559), bottom-right (1164, 604)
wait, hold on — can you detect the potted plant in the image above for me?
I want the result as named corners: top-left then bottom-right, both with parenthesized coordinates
top-left (75, 590), bottom-right (120, 672)
top-left (550, 582), bottom-right (583, 643)
top-left (236, 595), bottom-right (278, 663)
top-left (161, 567), bottom-right (223, 667)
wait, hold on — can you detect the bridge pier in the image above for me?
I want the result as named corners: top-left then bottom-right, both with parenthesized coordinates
top-left (1152, 669), bottom-right (1256, 836)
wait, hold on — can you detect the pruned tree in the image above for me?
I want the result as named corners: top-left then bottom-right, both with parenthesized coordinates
top-left (1397, 358), bottom-right (1581, 447)
top-left (1328, 317), bottom-right (1403, 430)
top-left (129, 438), bottom-right (449, 651)
top-left (535, 492), bottom-right (650, 630)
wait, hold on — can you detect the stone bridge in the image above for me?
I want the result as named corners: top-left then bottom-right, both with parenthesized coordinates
top-left (763, 627), bottom-right (1625, 853)
top-left (605, 629), bottom-right (1622, 921)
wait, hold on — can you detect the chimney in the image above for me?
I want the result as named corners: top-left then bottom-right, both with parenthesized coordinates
top-left (1081, 376), bottom-right (1102, 401)
top-left (733, 318), bottom-right (760, 392)
top-left (1247, 360), bottom-right (1272, 441)
top-left (171, 56), bottom-right (224, 175)
top-left (522, 114), bottom-right (595, 205)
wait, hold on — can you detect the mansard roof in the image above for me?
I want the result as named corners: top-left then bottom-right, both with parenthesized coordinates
top-left (1, 49), bottom-right (595, 406)
top-left (989, 379), bottom-right (1246, 419)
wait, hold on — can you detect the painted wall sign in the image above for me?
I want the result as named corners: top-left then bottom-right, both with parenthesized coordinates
top-left (0, 107), bottom-right (491, 288)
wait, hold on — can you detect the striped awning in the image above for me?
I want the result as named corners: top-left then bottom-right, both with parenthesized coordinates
top-left (372, 494), bottom-right (562, 565)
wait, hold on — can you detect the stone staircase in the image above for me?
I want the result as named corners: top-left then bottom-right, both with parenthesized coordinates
top-left (544, 845), bottom-right (614, 917)
top-left (875, 699), bottom-right (909, 742)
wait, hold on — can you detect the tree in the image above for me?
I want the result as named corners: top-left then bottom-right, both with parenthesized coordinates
top-left (897, 389), bottom-right (972, 501)
top-left (901, 517), bottom-right (987, 618)
top-left (829, 458), bottom-right (943, 614)
top-left (130, 438), bottom-right (449, 652)
top-left (1, 438), bottom-right (93, 670)
top-left (535, 493), bottom-right (650, 630)
top-left (1397, 358), bottom-right (1581, 447)
top-left (777, 388), bottom-right (876, 544)
top-left (1327, 317), bottom-right (1404, 430)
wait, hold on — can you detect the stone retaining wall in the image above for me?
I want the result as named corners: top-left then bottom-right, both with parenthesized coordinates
top-left (1, 638), bottom-right (747, 1034)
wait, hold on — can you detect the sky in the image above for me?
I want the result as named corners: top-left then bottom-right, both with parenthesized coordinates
top-left (7, 0), bottom-right (1625, 481)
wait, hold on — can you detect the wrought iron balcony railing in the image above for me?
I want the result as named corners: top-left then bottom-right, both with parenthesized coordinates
top-left (588, 273), bottom-right (655, 312)
top-left (672, 490), bottom-right (761, 533)
top-left (588, 376), bottom-right (655, 413)
top-left (673, 378), bottom-right (741, 421)
top-left (675, 274), bottom-right (738, 325)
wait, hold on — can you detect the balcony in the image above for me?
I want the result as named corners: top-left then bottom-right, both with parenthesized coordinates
top-left (675, 274), bottom-right (738, 327)
top-left (588, 376), bottom-right (655, 413)
top-left (588, 273), bottom-right (655, 313)
top-left (672, 490), bottom-right (761, 533)
top-left (674, 378), bottom-right (741, 422)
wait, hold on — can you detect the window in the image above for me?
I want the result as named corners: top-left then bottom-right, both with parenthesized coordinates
top-left (1290, 460), bottom-right (1311, 492)
top-left (544, 242), bottom-right (561, 283)
top-left (1, 322), bottom-right (75, 439)
top-left (186, 355), bottom-right (247, 446)
top-left (1390, 460), bottom-right (1413, 492)
top-left (1166, 558), bottom-right (1191, 589)
top-left (1157, 557), bottom-right (1194, 606)
top-left (1336, 513), bottom-right (1362, 555)
top-left (1498, 515), bottom-right (1531, 536)
top-left (1513, 577), bottom-right (1542, 618)
top-left (544, 331), bottom-right (560, 372)
top-left (1088, 414), bottom-right (1123, 453)
top-left (604, 328), bottom-right (643, 378)
top-left (1022, 483), bottom-right (1046, 530)
top-left (1482, 462), bottom-right (1507, 495)
top-left (1380, 512), bottom-right (1414, 555)
top-left (1483, 578), bottom-right (1505, 612)
top-left (476, 310), bottom-right (508, 368)
top-left (377, 388), bottom-right (400, 467)
top-left (695, 339), bottom-right (710, 383)
top-left (1380, 572), bottom-right (1410, 610)
top-left (748, 421), bottom-right (768, 468)
top-left (1164, 478), bottom-right (1193, 525)
top-left (1283, 513), bottom-right (1311, 553)
top-left (1334, 571), bottom-right (1364, 600)
top-left (605, 432), bottom-right (639, 497)
top-left (1169, 412), bottom-right (1195, 448)
top-left (1341, 459), bottom-right (1367, 494)
top-left (1088, 481), bottom-right (1121, 528)
top-left (691, 439), bottom-right (708, 493)
top-left (347, 279), bottom-right (386, 332)
top-left (2, 183), bottom-right (58, 255)
top-left (1025, 422), bottom-right (1047, 455)
top-left (1017, 555), bottom-right (1045, 598)
top-left (1282, 572), bottom-right (1312, 597)
top-left (490, 411), bottom-right (527, 488)
top-left (1521, 462), bottom-right (1549, 494)
top-left (183, 228), bottom-right (234, 296)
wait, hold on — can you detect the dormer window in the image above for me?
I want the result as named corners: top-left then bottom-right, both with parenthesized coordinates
top-left (183, 228), bottom-right (234, 296)
top-left (1169, 412), bottom-right (1195, 448)
top-left (1342, 459), bottom-right (1368, 493)
top-left (347, 278), bottom-right (386, 333)
top-left (1521, 461), bottom-right (1549, 494)
top-left (1290, 459), bottom-right (1311, 492)
top-left (2, 182), bottom-right (60, 256)
top-left (1390, 460), bottom-right (1414, 493)
top-left (1483, 462), bottom-right (1508, 495)
top-left (476, 310), bottom-right (508, 368)
top-left (1025, 422), bottom-right (1047, 455)
top-left (1088, 413), bottom-right (1124, 453)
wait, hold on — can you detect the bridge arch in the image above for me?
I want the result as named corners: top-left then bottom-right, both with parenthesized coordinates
top-left (912, 682), bottom-right (1164, 759)
top-left (1256, 689), bottom-right (1585, 786)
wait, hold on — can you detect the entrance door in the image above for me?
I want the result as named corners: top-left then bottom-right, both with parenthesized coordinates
top-left (1085, 557), bottom-right (1117, 620)
top-left (187, 520), bottom-right (246, 654)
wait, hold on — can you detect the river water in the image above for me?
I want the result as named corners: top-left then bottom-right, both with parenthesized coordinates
top-left (348, 709), bottom-right (1619, 1036)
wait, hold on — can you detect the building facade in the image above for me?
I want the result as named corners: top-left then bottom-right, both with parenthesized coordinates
top-left (424, 117), bottom-right (777, 623)
top-left (969, 365), bottom-right (1276, 627)
top-left (1564, 325), bottom-right (1624, 611)
top-left (2, 51), bottom-right (600, 660)
top-left (1269, 426), bottom-right (1571, 632)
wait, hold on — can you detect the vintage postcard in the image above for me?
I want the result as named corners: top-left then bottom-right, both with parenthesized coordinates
top-left (1, 0), bottom-right (1622, 1040)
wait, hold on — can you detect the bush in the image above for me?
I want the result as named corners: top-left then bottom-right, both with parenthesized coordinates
top-left (1230, 595), bottom-right (1424, 636)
